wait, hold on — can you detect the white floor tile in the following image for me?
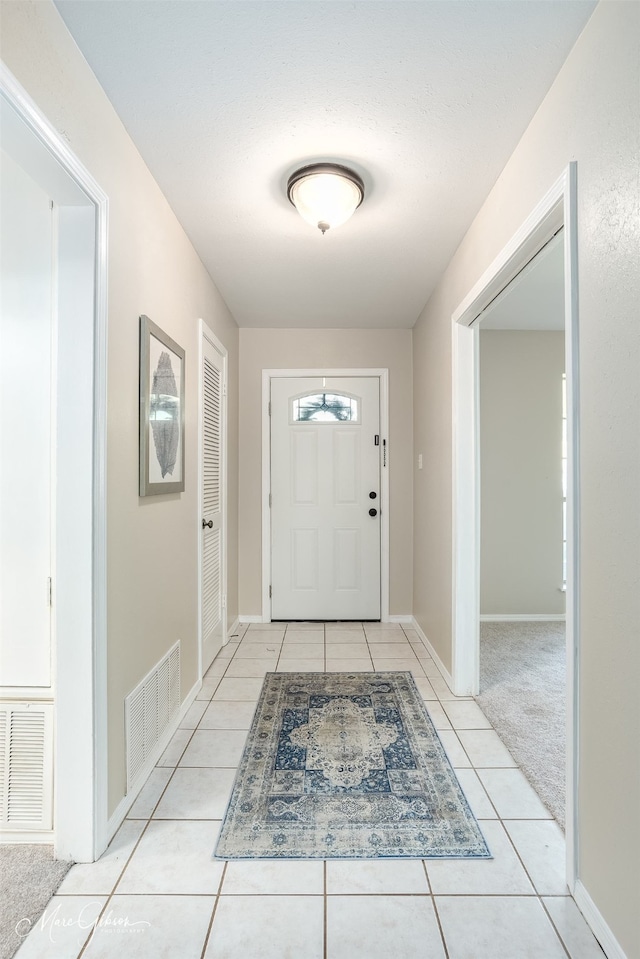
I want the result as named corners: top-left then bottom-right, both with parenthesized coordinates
top-left (153, 767), bottom-right (236, 819)
top-left (437, 730), bottom-right (472, 767)
top-left (222, 860), bottom-right (324, 895)
top-left (453, 768), bottom-right (498, 820)
top-left (285, 629), bottom-right (324, 642)
top-left (327, 895), bottom-right (445, 959)
top-left (223, 657), bottom-right (277, 677)
top-left (157, 728), bottom-right (193, 766)
top-left (212, 678), bottom-right (263, 701)
top-left (196, 678), bottom-right (223, 700)
top-left (277, 660), bottom-right (325, 672)
top-left (82, 894), bottom-right (214, 959)
top-left (57, 821), bottom-right (147, 896)
top-left (364, 623), bottom-right (402, 632)
top-left (15, 896), bottom-right (106, 959)
top-left (371, 660), bottom-right (425, 676)
top-left (179, 699), bottom-right (210, 728)
top-left (366, 633), bottom-right (412, 644)
top-left (202, 661), bottom-right (228, 678)
top-left (234, 642), bottom-right (282, 658)
top-left (326, 630), bottom-right (365, 643)
top-left (477, 768), bottom-right (553, 819)
top-left (326, 859), bottom-right (429, 894)
top-left (456, 729), bottom-right (517, 767)
top-left (205, 895), bottom-right (324, 959)
top-left (442, 700), bottom-right (492, 729)
top-left (199, 700), bottom-right (257, 730)
top-left (424, 701), bottom-right (453, 729)
top-left (412, 676), bottom-right (437, 700)
top-left (125, 767), bottom-right (173, 819)
top-left (436, 896), bottom-right (567, 958)
top-left (325, 660), bottom-right (374, 672)
top-left (279, 645), bottom-right (324, 659)
top-left (426, 820), bottom-right (533, 895)
top-left (117, 820), bottom-right (225, 894)
top-left (317, 643), bottom-right (361, 659)
top-left (505, 820), bottom-right (568, 896)
top-left (325, 622), bottom-right (364, 632)
top-left (247, 623), bottom-right (286, 632)
top-left (285, 621), bottom-right (324, 629)
top-left (367, 642), bottom-right (416, 657)
top-left (543, 897), bottom-right (607, 958)
top-left (179, 729), bottom-right (247, 767)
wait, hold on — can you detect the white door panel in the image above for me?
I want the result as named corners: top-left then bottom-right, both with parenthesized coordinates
top-left (0, 151), bottom-right (52, 687)
top-left (200, 335), bottom-right (225, 670)
top-left (271, 376), bottom-right (381, 620)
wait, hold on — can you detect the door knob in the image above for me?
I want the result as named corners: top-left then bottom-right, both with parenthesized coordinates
top-left (202, 518), bottom-right (213, 529)
top-left (369, 508), bottom-right (378, 517)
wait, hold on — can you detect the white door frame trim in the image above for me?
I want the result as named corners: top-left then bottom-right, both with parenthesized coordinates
top-left (451, 163), bottom-right (580, 890)
top-left (1, 64), bottom-right (109, 861)
top-left (262, 368), bottom-right (390, 623)
top-left (197, 319), bottom-right (229, 676)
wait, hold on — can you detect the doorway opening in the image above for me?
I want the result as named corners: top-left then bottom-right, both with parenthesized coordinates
top-left (476, 229), bottom-right (567, 828)
top-left (0, 65), bottom-right (108, 861)
top-left (451, 165), bottom-right (579, 888)
top-left (262, 369), bottom-right (390, 623)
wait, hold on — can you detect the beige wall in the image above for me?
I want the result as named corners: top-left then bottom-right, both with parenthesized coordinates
top-left (480, 331), bottom-right (565, 616)
top-left (239, 328), bottom-right (413, 617)
top-left (0, 1), bottom-right (240, 816)
top-left (413, 3), bottom-right (639, 953)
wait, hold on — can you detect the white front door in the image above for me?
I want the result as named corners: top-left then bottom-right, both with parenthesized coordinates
top-left (200, 332), bottom-right (226, 671)
top-left (271, 376), bottom-right (381, 620)
top-left (0, 151), bottom-right (53, 688)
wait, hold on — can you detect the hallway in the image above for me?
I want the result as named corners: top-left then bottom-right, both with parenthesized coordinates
top-left (16, 624), bottom-right (603, 958)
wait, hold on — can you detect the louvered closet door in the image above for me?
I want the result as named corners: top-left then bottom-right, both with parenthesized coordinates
top-left (201, 335), bottom-right (225, 671)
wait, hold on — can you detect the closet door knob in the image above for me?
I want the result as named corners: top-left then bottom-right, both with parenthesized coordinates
top-left (202, 519), bottom-right (213, 529)
top-left (369, 508), bottom-right (378, 517)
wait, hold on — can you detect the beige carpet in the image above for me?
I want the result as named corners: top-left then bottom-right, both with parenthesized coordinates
top-left (0, 844), bottom-right (71, 959)
top-left (476, 621), bottom-right (565, 828)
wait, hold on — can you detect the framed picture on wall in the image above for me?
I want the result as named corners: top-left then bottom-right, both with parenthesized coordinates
top-left (139, 314), bottom-right (185, 496)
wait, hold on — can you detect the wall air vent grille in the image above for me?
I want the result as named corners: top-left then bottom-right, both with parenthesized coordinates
top-left (0, 702), bottom-right (53, 832)
top-left (125, 641), bottom-right (180, 791)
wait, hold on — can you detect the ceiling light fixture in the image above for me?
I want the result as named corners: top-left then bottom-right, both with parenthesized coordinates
top-left (287, 162), bottom-right (365, 235)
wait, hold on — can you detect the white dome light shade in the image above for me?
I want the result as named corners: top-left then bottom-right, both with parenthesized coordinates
top-left (287, 163), bottom-right (364, 234)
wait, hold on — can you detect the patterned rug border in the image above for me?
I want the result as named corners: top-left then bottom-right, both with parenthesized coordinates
top-left (214, 671), bottom-right (491, 861)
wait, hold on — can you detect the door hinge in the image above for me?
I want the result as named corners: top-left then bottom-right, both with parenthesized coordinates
top-left (223, 381), bottom-right (227, 397)
top-left (269, 492), bottom-right (272, 508)
top-left (269, 585), bottom-right (272, 599)
top-left (222, 594), bottom-right (227, 609)
top-left (374, 434), bottom-right (380, 446)
top-left (47, 576), bottom-right (53, 606)
top-left (268, 401), bottom-right (271, 416)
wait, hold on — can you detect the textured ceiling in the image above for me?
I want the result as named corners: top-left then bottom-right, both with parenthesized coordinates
top-left (55, 1), bottom-right (595, 329)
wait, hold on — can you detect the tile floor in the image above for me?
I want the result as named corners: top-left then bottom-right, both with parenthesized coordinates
top-left (16, 623), bottom-right (605, 959)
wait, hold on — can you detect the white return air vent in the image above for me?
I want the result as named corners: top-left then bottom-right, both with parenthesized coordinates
top-left (125, 641), bottom-right (180, 791)
top-left (0, 702), bottom-right (54, 833)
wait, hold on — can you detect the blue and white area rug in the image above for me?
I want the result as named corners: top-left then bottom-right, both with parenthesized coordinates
top-left (215, 672), bottom-right (490, 860)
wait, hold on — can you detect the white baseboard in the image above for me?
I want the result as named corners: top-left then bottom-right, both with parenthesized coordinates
top-left (0, 829), bottom-right (55, 844)
top-left (409, 618), bottom-right (455, 690)
top-left (573, 880), bottom-right (627, 959)
top-left (103, 677), bottom-right (201, 850)
top-left (226, 616), bottom-right (241, 640)
top-left (480, 613), bottom-right (566, 622)
top-left (239, 615), bottom-right (266, 624)
top-left (387, 614), bottom-right (413, 624)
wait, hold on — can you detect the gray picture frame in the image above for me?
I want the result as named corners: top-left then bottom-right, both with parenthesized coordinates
top-left (139, 314), bottom-right (185, 496)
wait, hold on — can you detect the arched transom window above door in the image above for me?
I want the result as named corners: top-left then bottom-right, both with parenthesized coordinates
top-left (291, 392), bottom-right (360, 424)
